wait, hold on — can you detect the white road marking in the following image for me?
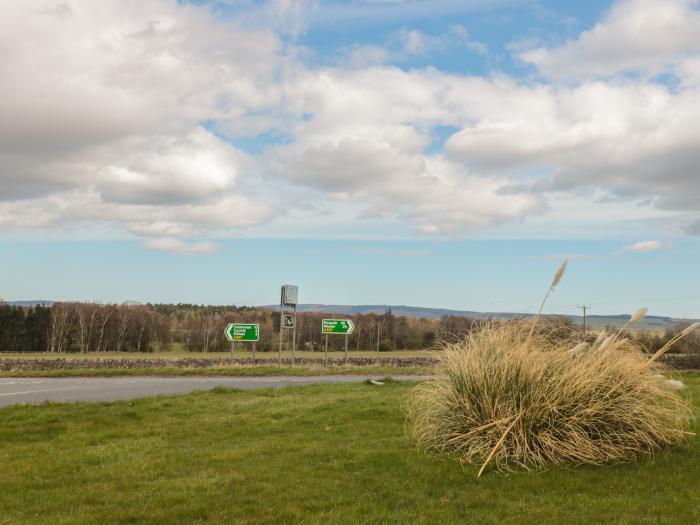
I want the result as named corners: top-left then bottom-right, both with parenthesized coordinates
top-left (0, 380), bottom-right (46, 386)
top-left (0, 387), bottom-right (78, 397)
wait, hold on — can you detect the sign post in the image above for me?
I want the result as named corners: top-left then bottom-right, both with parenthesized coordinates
top-left (280, 285), bottom-right (298, 367)
top-left (321, 319), bottom-right (354, 366)
top-left (224, 323), bottom-right (259, 364)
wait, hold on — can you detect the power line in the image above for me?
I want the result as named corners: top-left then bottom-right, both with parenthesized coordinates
top-left (519, 295), bottom-right (700, 313)
top-left (577, 305), bottom-right (591, 333)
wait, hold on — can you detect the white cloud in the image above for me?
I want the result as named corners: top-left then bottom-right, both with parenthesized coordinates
top-left (93, 128), bottom-right (244, 205)
top-left (0, 0), bottom-right (282, 236)
top-left (391, 25), bottom-right (488, 57)
top-left (621, 240), bottom-right (666, 252)
top-left (444, 78), bottom-right (700, 214)
top-left (337, 25), bottom-right (487, 67)
top-left (520, 0), bottom-right (700, 79)
top-left (2, 0), bottom-right (700, 243)
top-left (143, 238), bottom-right (221, 255)
top-left (0, 189), bottom-right (275, 237)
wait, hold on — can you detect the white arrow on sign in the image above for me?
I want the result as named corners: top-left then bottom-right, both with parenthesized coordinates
top-left (344, 320), bottom-right (354, 334)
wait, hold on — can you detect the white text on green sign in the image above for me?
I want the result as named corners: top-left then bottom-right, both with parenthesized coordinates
top-left (225, 323), bottom-right (259, 342)
top-left (321, 319), bottom-right (354, 335)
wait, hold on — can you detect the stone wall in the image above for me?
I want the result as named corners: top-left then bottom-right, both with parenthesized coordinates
top-left (0, 355), bottom-right (440, 371)
top-left (0, 353), bottom-right (699, 371)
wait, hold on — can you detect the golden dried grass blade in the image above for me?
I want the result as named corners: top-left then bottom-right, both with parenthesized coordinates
top-left (649, 322), bottom-right (700, 362)
top-left (477, 409), bottom-right (524, 479)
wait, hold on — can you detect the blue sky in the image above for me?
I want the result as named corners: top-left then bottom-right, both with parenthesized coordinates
top-left (1, 0), bottom-right (700, 316)
top-left (3, 238), bottom-right (699, 318)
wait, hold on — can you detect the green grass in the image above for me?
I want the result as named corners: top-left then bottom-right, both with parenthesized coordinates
top-left (0, 365), bottom-right (434, 378)
top-left (0, 376), bottom-right (698, 524)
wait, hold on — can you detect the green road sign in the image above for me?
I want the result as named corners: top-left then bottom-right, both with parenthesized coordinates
top-left (225, 323), bottom-right (259, 342)
top-left (321, 319), bottom-right (354, 335)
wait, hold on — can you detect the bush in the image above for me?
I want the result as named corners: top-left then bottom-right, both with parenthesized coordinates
top-left (407, 320), bottom-right (694, 476)
top-left (377, 339), bottom-right (393, 352)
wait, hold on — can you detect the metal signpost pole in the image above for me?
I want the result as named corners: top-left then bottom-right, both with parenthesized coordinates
top-left (279, 285), bottom-right (299, 368)
top-left (344, 334), bottom-right (348, 364)
top-left (292, 304), bottom-right (297, 366)
top-left (278, 303), bottom-right (284, 368)
top-left (324, 334), bottom-right (328, 367)
top-left (252, 341), bottom-right (256, 365)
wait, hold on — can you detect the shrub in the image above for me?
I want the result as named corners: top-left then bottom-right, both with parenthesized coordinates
top-left (407, 263), bottom-right (697, 476)
top-left (378, 339), bottom-right (393, 352)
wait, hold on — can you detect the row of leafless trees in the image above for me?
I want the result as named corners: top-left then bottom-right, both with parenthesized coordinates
top-left (48, 303), bottom-right (168, 353)
top-left (41, 303), bottom-right (464, 353)
top-left (18, 302), bottom-right (699, 354)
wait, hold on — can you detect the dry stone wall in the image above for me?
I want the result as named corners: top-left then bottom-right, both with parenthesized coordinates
top-left (0, 355), bottom-right (440, 371)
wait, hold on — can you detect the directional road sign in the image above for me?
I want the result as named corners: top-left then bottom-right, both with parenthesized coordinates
top-left (225, 323), bottom-right (259, 342)
top-left (321, 319), bottom-right (354, 335)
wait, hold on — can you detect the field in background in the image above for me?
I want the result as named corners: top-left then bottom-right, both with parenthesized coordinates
top-left (0, 376), bottom-right (698, 524)
top-left (0, 349), bottom-right (437, 359)
top-left (0, 365), bottom-right (434, 378)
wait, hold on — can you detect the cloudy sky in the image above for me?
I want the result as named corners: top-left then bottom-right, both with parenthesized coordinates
top-left (1, 0), bottom-right (699, 316)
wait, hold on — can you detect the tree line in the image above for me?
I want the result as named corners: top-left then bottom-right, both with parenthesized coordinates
top-left (0, 302), bottom-right (697, 354)
top-left (0, 302), bottom-right (471, 353)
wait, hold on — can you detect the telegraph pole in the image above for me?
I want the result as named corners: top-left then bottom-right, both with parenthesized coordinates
top-left (577, 305), bottom-right (591, 333)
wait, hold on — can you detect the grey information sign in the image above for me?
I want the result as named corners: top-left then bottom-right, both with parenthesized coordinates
top-left (281, 284), bottom-right (298, 306)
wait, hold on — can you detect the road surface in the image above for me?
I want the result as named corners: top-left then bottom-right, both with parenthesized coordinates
top-left (0, 375), bottom-right (432, 408)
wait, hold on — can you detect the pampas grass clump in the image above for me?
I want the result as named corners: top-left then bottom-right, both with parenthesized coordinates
top-left (408, 264), bottom-right (696, 477)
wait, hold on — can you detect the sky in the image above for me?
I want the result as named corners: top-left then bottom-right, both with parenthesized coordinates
top-left (1, 0), bottom-right (699, 317)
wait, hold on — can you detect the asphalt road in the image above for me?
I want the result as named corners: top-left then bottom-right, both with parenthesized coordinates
top-left (0, 375), bottom-right (431, 408)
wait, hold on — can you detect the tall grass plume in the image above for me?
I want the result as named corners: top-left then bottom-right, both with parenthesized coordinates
top-left (408, 266), bottom-right (696, 477)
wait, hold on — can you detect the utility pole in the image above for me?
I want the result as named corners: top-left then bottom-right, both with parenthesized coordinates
top-left (578, 305), bottom-right (591, 333)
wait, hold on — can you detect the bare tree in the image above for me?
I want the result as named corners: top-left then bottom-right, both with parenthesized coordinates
top-left (95, 304), bottom-right (115, 353)
top-left (75, 303), bottom-right (99, 353)
top-left (113, 306), bottom-right (131, 353)
top-left (49, 303), bottom-right (74, 353)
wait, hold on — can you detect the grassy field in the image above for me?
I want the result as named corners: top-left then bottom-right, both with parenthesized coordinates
top-left (0, 376), bottom-right (698, 524)
top-left (0, 350), bottom-right (437, 360)
top-left (0, 364), bottom-right (434, 378)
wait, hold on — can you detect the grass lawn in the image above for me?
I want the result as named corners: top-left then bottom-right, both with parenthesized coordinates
top-left (0, 376), bottom-right (698, 524)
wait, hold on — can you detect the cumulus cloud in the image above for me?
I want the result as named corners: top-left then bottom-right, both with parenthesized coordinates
top-left (520, 0), bottom-right (700, 79)
top-left (93, 128), bottom-right (244, 205)
top-left (2, 0), bottom-right (700, 243)
top-left (143, 238), bottom-right (221, 255)
top-left (444, 77), bottom-right (700, 214)
top-left (264, 67), bottom-right (547, 233)
top-left (0, 0), bottom-right (281, 237)
top-left (0, 189), bottom-right (274, 237)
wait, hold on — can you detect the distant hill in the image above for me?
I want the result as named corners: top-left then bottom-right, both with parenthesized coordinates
top-left (269, 304), bottom-right (695, 330)
top-left (5, 300), bottom-right (695, 330)
top-left (5, 300), bottom-right (55, 307)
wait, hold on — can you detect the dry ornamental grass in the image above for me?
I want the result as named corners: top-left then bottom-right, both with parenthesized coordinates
top-left (408, 263), bottom-right (697, 477)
